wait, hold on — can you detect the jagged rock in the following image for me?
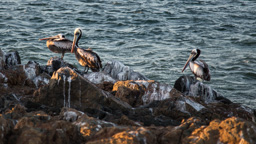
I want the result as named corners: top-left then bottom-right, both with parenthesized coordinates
top-left (113, 80), bottom-right (148, 107)
top-left (22, 61), bottom-right (42, 88)
top-left (0, 61), bottom-right (48, 89)
top-left (115, 86), bottom-right (144, 107)
top-left (0, 116), bottom-right (15, 144)
top-left (9, 116), bottom-right (84, 144)
top-left (0, 72), bottom-right (8, 83)
top-left (112, 80), bottom-right (172, 107)
top-left (24, 61), bottom-right (40, 80)
top-left (1, 65), bottom-right (27, 86)
top-left (47, 57), bottom-right (76, 71)
top-left (174, 75), bottom-right (222, 103)
top-left (73, 113), bottom-right (117, 140)
top-left (113, 80), bottom-right (152, 91)
top-left (0, 72), bottom-right (8, 89)
top-left (0, 49), bottom-right (6, 70)
top-left (103, 60), bottom-right (148, 81)
top-left (3, 104), bottom-right (26, 120)
top-left (96, 81), bottom-right (114, 92)
top-left (182, 117), bottom-right (256, 144)
top-left (32, 73), bottom-right (51, 88)
top-left (4, 51), bottom-right (21, 67)
top-left (84, 72), bottom-right (116, 84)
top-left (142, 82), bottom-right (173, 104)
top-left (40, 57), bottom-right (78, 76)
top-left (34, 67), bottom-right (132, 115)
top-left (59, 107), bottom-right (84, 122)
top-left (157, 117), bottom-right (205, 144)
top-left (87, 127), bottom-right (157, 144)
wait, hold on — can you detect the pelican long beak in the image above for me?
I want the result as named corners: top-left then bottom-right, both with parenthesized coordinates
top-left (182, 54), bottom-right (194, 72)
top-left (71, 35), bottom-right (78, 53)
top-left (39, 35), bottom-right (59, 41)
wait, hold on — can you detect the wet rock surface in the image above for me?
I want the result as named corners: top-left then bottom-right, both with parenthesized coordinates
top-left (5, 51), bottom-right (21, 67)
top-left (103, 60), bottom-right (149, 81)
top-left (0, 49), bottom-right (255, 144)
top-left (174, 75), bottom-right (223, 103)
top-left (0, 49), bottom-right (6, 70)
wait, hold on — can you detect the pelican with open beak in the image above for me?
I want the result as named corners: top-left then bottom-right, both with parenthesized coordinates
top-left (39, 34), bottom-right (72, 59)
top-left (182, 49), bottom-right (210, 81)
top-left (71, 28), bottom-right (102, 73)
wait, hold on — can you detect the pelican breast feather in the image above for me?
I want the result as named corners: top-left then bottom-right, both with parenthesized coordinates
top-left (190, 60), bottom-right (210, 81)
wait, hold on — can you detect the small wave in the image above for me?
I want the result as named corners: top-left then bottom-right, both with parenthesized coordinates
top-left (243, 72), bottom-right (256, 79)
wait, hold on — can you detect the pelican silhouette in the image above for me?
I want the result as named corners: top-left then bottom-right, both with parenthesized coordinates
top-left (182, 49), bottom-right (210, 81)
top-left (71, 28), bottom-right (102, 73)
top-left (39, 34), bottom-right (72, 59)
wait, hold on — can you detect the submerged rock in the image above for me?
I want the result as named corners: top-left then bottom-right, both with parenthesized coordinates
top-left (103, 60), bottom-right (148, 81)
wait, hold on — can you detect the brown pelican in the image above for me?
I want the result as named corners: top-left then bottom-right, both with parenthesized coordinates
top-left (71, 28), bottom-right (102, 73)
top-left (182, 49), bottom-right (211, 81)
top-left (39, 34), bottom-right (72, 59)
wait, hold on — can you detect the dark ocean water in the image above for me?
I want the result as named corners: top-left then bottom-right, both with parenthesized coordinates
top-left (0, 0), bottom-right (256, 108)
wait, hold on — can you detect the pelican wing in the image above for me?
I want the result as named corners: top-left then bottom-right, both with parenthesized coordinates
top-left (199, 60), bottom-right (209, 73)
top-left (53, 39), bottom-right (73, 50)
top-left (77, 48), bottom-right (102, 71)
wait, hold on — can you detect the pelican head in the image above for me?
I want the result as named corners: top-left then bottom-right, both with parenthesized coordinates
top-left (71, 28), bottom-right (82, 53)
top-left (39, 34), bottom-right (65, 41)
top-left (182, 49), bottom-right (201, 72)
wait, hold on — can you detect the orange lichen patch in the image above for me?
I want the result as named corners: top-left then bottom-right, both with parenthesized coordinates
top-left (51, 67), bottom-right (78, 81)
top-left (98, 127), bottom-right (155, 144)
top-left (0, 114), bottom-right (2, 117)
top-left (80, 126), bottom-right (91, 137)
top-left (218, 118), bottom-right (245, 143)
top-left (112, 80), bottom-right (154, 91)
top-left (5, 109), bottom-right (13, 114)
top-left (35, 113), bottom-right (48, 117)
top-left (113, 80), bottom-right (139, 91)
top-left (110, 131), bottom-right (138, 144)
top-left (185, 117), bottom-right (256, 144)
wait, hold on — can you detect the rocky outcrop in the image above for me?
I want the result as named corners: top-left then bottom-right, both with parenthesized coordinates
top-left (5, 51), bottom-right (21, 67)
top-left (84, 72), bottom-right (116, 84)
top-left (40, 57), bottom-right (78, 76)
top-left (34, 67), bottom-right (132, 117)
top-left (9, 115), bottom-right (84, 144)
top-left (103, 60), bottom-right (148, 81)
top-left (174, 75), bottom-right (223, 103)
top-left (182, 117), bottom-right (256, 144)
top-left (0, 48), bottom-right (255, 144)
